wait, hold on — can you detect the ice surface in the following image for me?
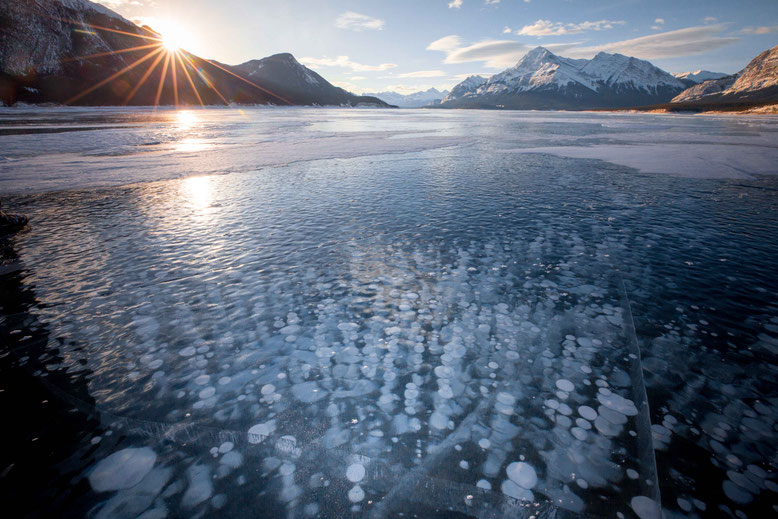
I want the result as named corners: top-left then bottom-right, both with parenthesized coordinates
top-left (505, 143), bottom-right (778, 179)
top-left (2, 107), bottom-right (777, 518)
top-left (2, 108), bottom-right (778, 196)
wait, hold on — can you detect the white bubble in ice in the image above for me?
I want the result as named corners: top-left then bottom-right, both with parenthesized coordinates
top-left (438, 386), bottom-right (454, 399)
top-left (506, 462), bottom-right (537, 489)
top-left (88, 447), bottom-right (157, 492)
top-left (478, 438), bottom-right (491, 449)
top-left (292, 382), bottom-right (327, 403)
top-left (578, 406), bottom-right (597, 421)
top-left (556, 379), bottom-right (575, 392)
top-left (199, 387), bottom-right (216, 399)
top-left (477, 479), bottom-right (492, 490)
top-left (179, 346), bottom-right (196, 357)
top-left (501, 479), bottom-right (534, 501)
top-left (248, 421), bottom-right (275, 444)
top-left (630, 496), bottom-right (661, 519)
top-left (195, 375), bottom-right (210, 386)
top-left (218, 442), bottom-right (234, 454)
top-left (261, 384), bottom-right (276, 395)
top-left (459, 460), bottom-right (469, 470)
top-left (348, 485), bottom-right (365, 503)
top-left (430, 412), bottom-right (448, 430)
top-left (346, 463), bottom-right (366, 483)
top-left (497, 392), bottom-right (516, 406)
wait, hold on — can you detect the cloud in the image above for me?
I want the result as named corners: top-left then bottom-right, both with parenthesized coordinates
top-left (427, 35), bottom-right (464, 53)
top-left (738, 25), bottom-right (778, 35)
top-left (396, 70), bottom-right (447, 78)
top-left (448, 0), bottom-right (463, 8)
top-left (563, 25), bottom-right (738, 60)
top-left (703, 17), bottom-right (717, 24)
top-left (654, 18), bottom-right (665, 25)
top-left (485, 0), bottom-right (501, 4)
top-left (428, 36), bottom-right (528, 68)
top-left (503, 26), bottom-right (512, 34)
top-left (427, 35), bottom-right (579, 69)
top-left (299, 56), bottom-right (398, 72)
top-left (335, 11), bottom-right (385, 31)
top-left (517, 19), bottom-right (625, 36)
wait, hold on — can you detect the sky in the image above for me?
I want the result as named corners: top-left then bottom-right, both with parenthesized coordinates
top-left (102, 0), bottom-right (778, 94)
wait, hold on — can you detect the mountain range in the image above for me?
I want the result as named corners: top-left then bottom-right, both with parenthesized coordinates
top-left (1, 1), bottom-right (776, 111)
top-left (440, 47), bottom-right (688, 110)
top-left (672, 70), bottom-right (728, 85)
top-left (0, 0), bottom-right (390, 107)
top-left (362, 88), bottom-right (449, 108)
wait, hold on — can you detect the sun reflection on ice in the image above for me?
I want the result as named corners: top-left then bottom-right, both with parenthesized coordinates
top-left (175, 110), bottom-right (197, 128)
top-left (182, 175), bottom-right (213, 210)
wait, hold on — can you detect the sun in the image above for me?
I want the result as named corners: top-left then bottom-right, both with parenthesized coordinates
top-left (162, 34), bottom-right (182, 52)
top-left (161, 27), bottom-right (186, 52)
top-left (143, 19), bottom-right (193, 52)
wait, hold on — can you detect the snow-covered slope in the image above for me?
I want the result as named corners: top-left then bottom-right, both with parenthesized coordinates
top-left (579, 52), bottom-right (685, 92)
top-left (481, 47), bottom-right (595, 94)
top-left (670, 45), bottom-right (778, 105)
top-left (364, 88), bottom-right (449, 108)
top-left (673, 70), bottom-right (728, 84)
top-left (441, 76), bottom-right (487, 103)
top-left (441, 47), bottom-right (685, 110)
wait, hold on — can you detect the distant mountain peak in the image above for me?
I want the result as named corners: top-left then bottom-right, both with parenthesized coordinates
top-left (363, 88), bottom-right (450, 108)
top-left (673, 70), bottom-right (728, 84)
top-left (442, 47), bottom-right (686, 109)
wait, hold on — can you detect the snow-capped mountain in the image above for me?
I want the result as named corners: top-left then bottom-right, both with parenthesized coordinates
top-left (0, 0), bottom-right (390, 107)
top-left (673, 70), bottom-right (728, 84)
top-left (441, 76), bottom-right (488, 104)
top-left (364, 88), bottom-right (449, 108)
top-left (670, 45), bottom-right (778, 105)
top-left (440, 47), bottom-right (686, 110)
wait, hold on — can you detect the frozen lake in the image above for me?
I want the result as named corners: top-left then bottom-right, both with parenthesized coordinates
top-left (0, 108), bottom-right (777, 518)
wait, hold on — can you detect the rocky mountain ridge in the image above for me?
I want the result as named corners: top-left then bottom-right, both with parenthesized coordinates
top-left (440, 47), bottom-right (686, 110)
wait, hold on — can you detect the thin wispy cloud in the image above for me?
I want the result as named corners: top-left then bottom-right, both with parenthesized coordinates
top-left (738, 25), bottom-right (778, 35)
top-left (299, 55), bottom-right (397, 72)
top-left (335, 11), bottom-right (385, 31)
top-left (517, 19), bottom-right (625, 37)
top-left (563, 24), bottom-right (738, 60)
top-left (448, 0), bottom-right (463, 9)
top-left (427, 35), bottom-right (577, 69)
top-left (428, 36), bottom-right (526, 68)
top-left (396, 70), bottom-right (447, 78)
